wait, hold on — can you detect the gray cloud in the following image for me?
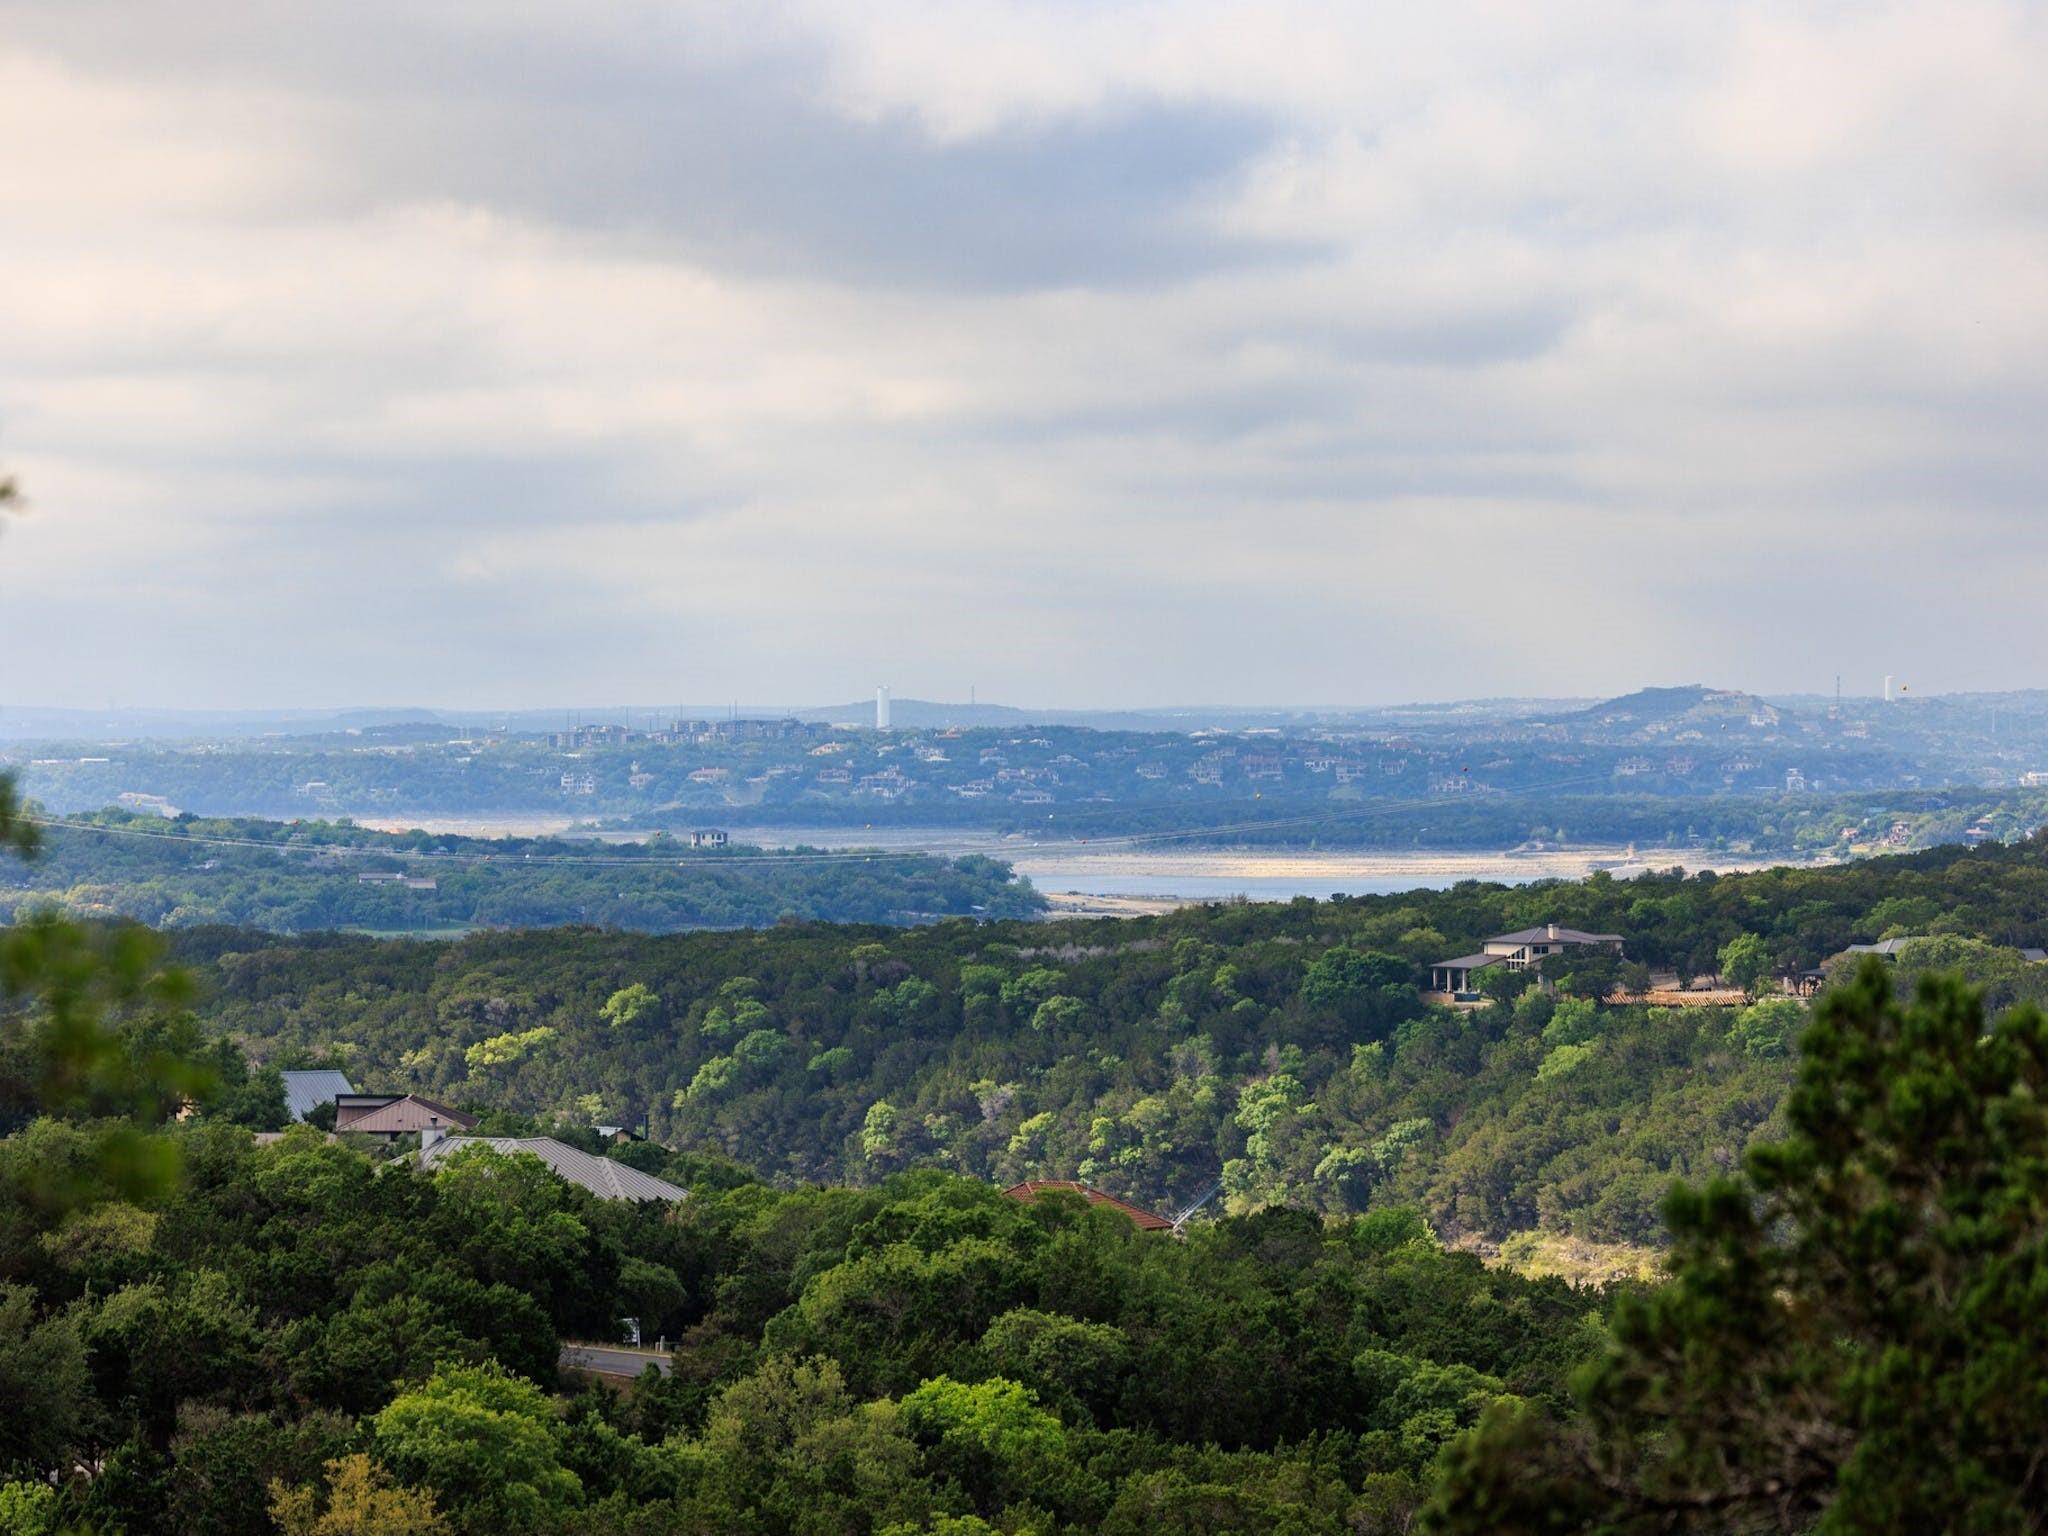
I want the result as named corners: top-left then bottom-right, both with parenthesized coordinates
top-left (1, 0), bottom-right (2045, 709)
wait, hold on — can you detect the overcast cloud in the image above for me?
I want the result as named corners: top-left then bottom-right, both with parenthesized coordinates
top-left (3, 0), bottom-right (2045, 710)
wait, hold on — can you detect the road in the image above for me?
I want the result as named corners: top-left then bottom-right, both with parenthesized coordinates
top-left (560, 1342), bottom-right (674, 1378)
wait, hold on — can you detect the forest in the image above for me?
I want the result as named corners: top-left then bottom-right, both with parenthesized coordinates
top-left (4, 839), bottom-right (2046, 1529)
top-left (1, 811), bottom-right (1042, 932)
top-left (173, 835), bottom-right (2048, 1259)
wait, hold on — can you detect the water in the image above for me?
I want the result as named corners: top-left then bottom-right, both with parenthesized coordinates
top-left (732, 826), bottom-right (1781, 905)
top-left (1012, 866), bottom-right (1525, 902)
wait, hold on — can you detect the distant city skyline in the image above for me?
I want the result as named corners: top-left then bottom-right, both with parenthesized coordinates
top-left (3, 1), bottom-right (2045, 708)
top-left (0, 678), bottom-right (2016, 739)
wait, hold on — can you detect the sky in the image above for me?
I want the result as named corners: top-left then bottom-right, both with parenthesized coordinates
top-left (2, 0), bottom-right (2045, 712)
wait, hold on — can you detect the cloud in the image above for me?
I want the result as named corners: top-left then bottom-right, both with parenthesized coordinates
top-left (0, 0), bottom-right (2044, 708)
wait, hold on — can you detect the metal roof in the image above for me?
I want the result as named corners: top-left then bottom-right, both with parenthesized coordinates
top-left (1489, 925), bottom-right (1624, 946)
top-left (1430, 952), bottom-right (1501, 971)
top-left (339, 1095), bottom-right (478, 1135)
top-left (420, 1136), bottom-right (686, 1203)
top-left (280, 1069), bottom-right (355, 1123)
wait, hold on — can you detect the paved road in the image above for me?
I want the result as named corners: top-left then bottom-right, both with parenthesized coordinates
top-left (560, 1343), bottom-right (674, 1378)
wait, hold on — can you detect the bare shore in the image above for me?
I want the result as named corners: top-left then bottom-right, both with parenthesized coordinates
top-left (1017, 846), bottom-right (1790, 885)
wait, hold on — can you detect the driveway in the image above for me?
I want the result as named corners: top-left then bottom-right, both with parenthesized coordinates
top-left (560, 1342), bottom-right (675, 1378)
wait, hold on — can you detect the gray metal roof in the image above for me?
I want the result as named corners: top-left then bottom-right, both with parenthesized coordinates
top-left (419, 1136), bottom-right (686, 1203)
top-left (1431, 952), bottom-right (1501, 971)
top-left (280, 1069), bottom-right (355, 1123)
top-left (1490, 926), bottom-right (1624, 946)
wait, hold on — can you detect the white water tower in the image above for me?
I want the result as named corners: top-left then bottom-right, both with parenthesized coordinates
top-left (876, 685), bottom-right (891, 731)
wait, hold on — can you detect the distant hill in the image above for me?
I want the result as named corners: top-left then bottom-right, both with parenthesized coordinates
top-left (1562, 684), bottom-right (1784, 730)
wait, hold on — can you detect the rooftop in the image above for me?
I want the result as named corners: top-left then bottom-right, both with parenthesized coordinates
top-left (1429, 952), bottom-right (1500, 972)
top-left (420, 1135), bottom-right (686, 1203)
top-left (1489, 925), bottom-right (1624, 946)
top-left (280, 1069), bottom-right (354, 1123)
top-left (336, 1094), bottom-right (478, 1135)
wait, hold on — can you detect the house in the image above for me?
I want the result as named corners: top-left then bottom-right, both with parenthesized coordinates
top-left (1001, 1180), bottom-right (1174, 1233)
top-left (1784, 969), bottom-right (1828, 998)
top-left (1843, 937), bottom-right (2048, 964)
top-left (419, 1132), bottom-right (685, 1202)
top-left (280, 1069), bottom-right (355, 1124)
top-left (1841, 937), bottom-right (1928, 958)
top-left (689, 828), bottom-right (729, 848)
top-left (334, 1093), bottom-right (478, 1143)
top-left (1427, 923), bottom-right (1626, 999)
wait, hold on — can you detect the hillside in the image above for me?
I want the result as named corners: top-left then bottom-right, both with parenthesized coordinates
top-left (184, 837), bottom-right (2048, 1250)
top-left (2, 811), bottom-right (1043, 931)
top-left (1562, 682), bottom-right (1784, 733)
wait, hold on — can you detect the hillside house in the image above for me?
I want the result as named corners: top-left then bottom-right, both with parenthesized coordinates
top-left (1427, 923), bottom-right (1626, 1000)
top-left (333, 1094), bottom-right (478, 1144)
top-left (280, 1069), bottom-right (354, 1124)
top-left (419, 1132), bottom-right (686, 1202)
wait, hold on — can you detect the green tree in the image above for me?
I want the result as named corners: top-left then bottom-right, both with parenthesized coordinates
top-left (371, 1362), bottom-right (581, 1536)
top-left (0, 1284), bottom-right (87, 1477)
top-left (598, 983), bottom-right (658, 1030)
top-left (271, 1453), bottom-right (451, 1536)
top-left (1717, 932), bottom-right (1774, 998)
top-left (1429, 960), bottom-right (2048, 1533)
top-left (0, 1481), bottom-right (56, 1536)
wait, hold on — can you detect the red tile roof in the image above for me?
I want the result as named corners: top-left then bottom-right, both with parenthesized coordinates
top-left (1002, 1179), bottom-right (1174, 1231)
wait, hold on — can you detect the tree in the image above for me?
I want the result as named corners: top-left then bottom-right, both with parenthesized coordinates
top-left (598, 983), bottom-right (658, 1030)
top-left (271, 1454), bottom-right (450, 1536)
top-left (371, 1362), bottom-right (581, 1536)
top-left (0, 1284), bottom-right (87, 1477)
top-left (1730, 997), bottom-right (1805, 1060)
top-left (1427, 959), bottom-right (2048, 1533)
top-left (1301, 947), bottom-right (1411, 1008)
top-left (1717, 932), bottom-right (1774, 998)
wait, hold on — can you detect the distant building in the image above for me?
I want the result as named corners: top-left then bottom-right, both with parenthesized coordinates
top-left (876, 686), bottom-right (891, 731)
top-left (334, 1094), bottom-right (478, 1144)
top-left (280, 1069), bottom-right (354, 1124)
top-left (689, 828), bottom-right (729, 848)
top-left (419, 1133), bottom-right (686, 1203)
top-left (1837, 937), bottom-right (2048, 963)
top-left (1427, 923), bottom-right (1626, 999)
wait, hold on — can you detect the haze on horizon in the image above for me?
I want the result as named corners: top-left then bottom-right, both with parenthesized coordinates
top-left (3, 1), bottom-right (2045, 713)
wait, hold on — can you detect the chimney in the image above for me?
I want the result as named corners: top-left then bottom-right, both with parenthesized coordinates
top-left (421, 1124), bottom-right (448, 1154)
top-left (1547, 922), bottom-right (1559, 940)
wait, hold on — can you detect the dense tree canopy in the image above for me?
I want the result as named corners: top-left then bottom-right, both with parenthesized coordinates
top-left (10, 753), bottom-right (2048, 1529)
